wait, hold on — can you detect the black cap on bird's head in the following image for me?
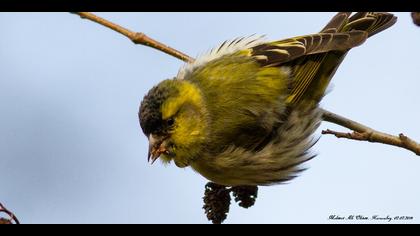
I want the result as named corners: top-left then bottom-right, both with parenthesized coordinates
top-left (139, 85), bottom-right (168, 136)
top-left (139, 80), bottom-right (180, 135)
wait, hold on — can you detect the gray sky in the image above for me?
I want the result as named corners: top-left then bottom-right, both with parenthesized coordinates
top-left (0, 12), bottom-right (419, 224)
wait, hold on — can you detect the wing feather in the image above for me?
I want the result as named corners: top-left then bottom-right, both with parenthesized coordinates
top-left (249, 31), bottom-right (367, 104)
top-left (251, 31), bottom-right (367, 67)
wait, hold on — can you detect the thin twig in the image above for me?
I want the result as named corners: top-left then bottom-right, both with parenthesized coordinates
top-left (72, 12), bottom-right (194, 63)
top-left (0, 202), bottom-right (20, 224)
top-left (321, 108), bottom-right (420, 156)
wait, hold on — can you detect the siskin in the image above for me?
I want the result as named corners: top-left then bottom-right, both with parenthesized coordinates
top-left (139, 12), bottom-right (397, 186)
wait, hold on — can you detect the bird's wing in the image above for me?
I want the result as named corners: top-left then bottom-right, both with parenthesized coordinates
top-left (250, 31), bottom-right (367, 67)
top-left (248, 12), bottom-right (396, 105)
top-left (249, 31), bottom-right (368, 105)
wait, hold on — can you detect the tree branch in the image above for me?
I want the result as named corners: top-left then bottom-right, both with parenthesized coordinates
top-left (72, 12), bottom-right (194, 63)
top-left (321, 109), bottom-right (420, 156)
top-left (0, 202), bottom-right (20, 224)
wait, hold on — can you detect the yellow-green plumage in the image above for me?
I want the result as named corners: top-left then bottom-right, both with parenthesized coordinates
top-left (139, 12), bottom-right (397, 186)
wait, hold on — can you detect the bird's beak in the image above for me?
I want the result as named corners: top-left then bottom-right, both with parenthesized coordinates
top-left (148, 134), bottom-right (168, 164)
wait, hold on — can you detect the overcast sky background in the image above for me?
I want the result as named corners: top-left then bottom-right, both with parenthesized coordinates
top-left (0, 12), bottom-right (419, 224)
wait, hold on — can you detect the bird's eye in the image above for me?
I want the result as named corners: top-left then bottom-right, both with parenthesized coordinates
top-left (167, 118), bottom-right (175, 127)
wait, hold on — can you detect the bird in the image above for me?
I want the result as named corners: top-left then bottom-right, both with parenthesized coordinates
top-left (138, 12), bottom-right (397, 186)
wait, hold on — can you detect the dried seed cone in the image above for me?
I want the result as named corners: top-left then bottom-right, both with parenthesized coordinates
top-left (203, 182), bottom-right (231, 224)
top-left (412, 12), bottom-right (420, 26)
top-left (231, 185), bottom-right (258, 209)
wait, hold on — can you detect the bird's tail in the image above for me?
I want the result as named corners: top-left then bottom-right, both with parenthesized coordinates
top-left (321, 12), bottom-right (397, 37)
